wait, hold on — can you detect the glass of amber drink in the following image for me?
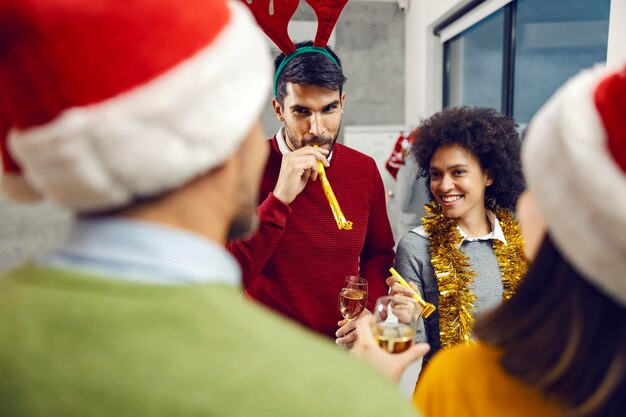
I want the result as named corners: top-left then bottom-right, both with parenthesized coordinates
top-left (338, 276), bottom-right (368, 321)
top-left (371, 295), bottom-right (421, 354)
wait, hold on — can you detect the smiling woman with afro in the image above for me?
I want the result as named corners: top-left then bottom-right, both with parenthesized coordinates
top-left (390, 106), bottom-right (528, 368)
top-left (413, 106), bottom-right (525, 210)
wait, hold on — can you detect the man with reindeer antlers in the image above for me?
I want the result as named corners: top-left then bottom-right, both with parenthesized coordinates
top-left (230, 0), bottom-right (395, 347)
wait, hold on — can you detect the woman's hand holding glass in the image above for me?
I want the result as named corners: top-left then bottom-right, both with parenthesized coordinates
top-left (350, 311), bottom-right (430, 382)
top-left (371, 295), bottom-right (421, 354)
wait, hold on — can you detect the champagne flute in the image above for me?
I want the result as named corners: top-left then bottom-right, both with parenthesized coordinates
top-left (371, 295), bottom-right (421, 354)
top-left (338, 276), bottom-right (368, 321)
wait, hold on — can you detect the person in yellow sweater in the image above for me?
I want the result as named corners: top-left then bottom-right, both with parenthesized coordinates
top-left (351, 64), bottom-right (626, 417)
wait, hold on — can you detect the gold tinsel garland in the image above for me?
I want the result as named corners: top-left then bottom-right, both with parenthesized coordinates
top-left (423, 201), bottom-right (528, 349)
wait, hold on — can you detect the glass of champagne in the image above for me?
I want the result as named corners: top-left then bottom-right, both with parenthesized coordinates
top-left (371, 295), bottom-right (421, 354)
top-left (338, 276), bottom-right (368, 321)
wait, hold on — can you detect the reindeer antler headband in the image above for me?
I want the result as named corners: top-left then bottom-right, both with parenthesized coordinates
top-left (242, 0), bottom-right (348, 97)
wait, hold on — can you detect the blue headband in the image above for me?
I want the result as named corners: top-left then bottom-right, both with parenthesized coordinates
top-left (273, 46), bottom-right (340, 97)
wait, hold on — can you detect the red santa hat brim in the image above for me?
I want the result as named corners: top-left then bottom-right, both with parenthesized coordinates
top-left (2, 2), bottom-right (271, 212)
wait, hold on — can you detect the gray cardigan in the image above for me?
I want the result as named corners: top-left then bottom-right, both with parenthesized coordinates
top-left (395, 229), bottom-right (504, 363)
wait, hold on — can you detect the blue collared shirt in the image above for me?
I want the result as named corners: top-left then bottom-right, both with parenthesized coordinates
top-left (37, 217), bottom-right (241, 286)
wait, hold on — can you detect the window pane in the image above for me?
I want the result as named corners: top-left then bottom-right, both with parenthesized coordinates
top-left (445, 9), bottom-right (504, 111)
top-left (513, 0), bottom-right (611, 124)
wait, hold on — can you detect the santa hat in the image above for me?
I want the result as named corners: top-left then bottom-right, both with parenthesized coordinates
top-left (0, 0), bottom-right (271, 212)
top-left (385, 133), bottom-right (408, 179)
top-left (523, 63), bottom-right (626, 306)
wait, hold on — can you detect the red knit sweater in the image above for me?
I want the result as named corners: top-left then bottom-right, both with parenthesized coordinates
top-left (229, 137), bottom-right (395, 338)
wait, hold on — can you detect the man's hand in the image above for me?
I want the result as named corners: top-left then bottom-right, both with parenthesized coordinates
top-left (351, 315), bottom-right (430, 382)
top-left (273, 146), bottom-right (329, 205)
top-left (335, 309), bottom-right (371, 348)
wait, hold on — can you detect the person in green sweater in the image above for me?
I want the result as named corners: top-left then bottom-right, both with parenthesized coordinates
top-left (0, 1), bottom-right (426, 416)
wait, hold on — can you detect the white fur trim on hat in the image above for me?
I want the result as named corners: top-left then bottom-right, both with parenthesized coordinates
top-left (7, 2), bottom-right (271, 212)
top-left (523, 64), bottom-right (626, 306)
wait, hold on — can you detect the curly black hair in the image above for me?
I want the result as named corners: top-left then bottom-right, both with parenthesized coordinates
top-left (412, 107), bottom-right (525, 211)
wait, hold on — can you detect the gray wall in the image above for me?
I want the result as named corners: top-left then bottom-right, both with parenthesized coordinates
top-left (0, 2), bottom-right (405, 272)
top-left (0, 196), bottom-right (71, 272)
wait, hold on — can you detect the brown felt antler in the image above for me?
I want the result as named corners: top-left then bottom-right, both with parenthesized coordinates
top-left (241, 0), bottom-right (299, 54)
top-left (305, 0), bottom-right (349, 47)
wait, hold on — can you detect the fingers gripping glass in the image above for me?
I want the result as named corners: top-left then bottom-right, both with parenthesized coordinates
top-left (372, 295), bottom-right (422, 354)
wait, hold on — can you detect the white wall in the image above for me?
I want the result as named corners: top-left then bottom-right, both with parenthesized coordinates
top-left (404, 0), bottom-right (465, 123)
top-left (607, 0), bottom-right (626, 67)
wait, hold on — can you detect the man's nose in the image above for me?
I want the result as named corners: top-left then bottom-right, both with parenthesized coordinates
top-left (308, 113), bottom-right (325, 137)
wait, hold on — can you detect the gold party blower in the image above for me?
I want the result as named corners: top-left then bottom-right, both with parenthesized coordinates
top-left (389, 267), bottom-right (436, 318)
top-left (314, 145), bottom-right (352, 230)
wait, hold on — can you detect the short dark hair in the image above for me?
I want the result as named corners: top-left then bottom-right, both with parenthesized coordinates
top-left (412, 106), bottom-right (524, 211)
top-left (274, 40), bottom-right (347, 105)
top-left (475, 235), bottom-right (626, 417)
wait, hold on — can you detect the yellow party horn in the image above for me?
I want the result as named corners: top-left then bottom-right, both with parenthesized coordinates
top-left (314, 145), bottom-right (352, 230)
top-left (389, 267), bottom-right (436, 318)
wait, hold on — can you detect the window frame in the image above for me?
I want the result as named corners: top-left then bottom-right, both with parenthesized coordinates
top-left (437, 0), bottom-right (611, 119)
top-left (439, 0), bottom-right (516, 116)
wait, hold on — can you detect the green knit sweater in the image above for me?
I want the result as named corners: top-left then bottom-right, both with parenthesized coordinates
top-left (0, 265), bottom-right (419, 417)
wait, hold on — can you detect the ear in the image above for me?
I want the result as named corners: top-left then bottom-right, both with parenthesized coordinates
top-left (485, 170), bottom-right (494, 187)
top-left (272, 98), bottom-right (284, 122)
top-left (340, 91), bottom-right (346, 110)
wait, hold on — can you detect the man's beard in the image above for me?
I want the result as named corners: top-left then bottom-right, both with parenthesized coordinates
top-left (300, 133), bottom-right (335, 148)
top-left (227, 203), bottom-right (258, 241)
